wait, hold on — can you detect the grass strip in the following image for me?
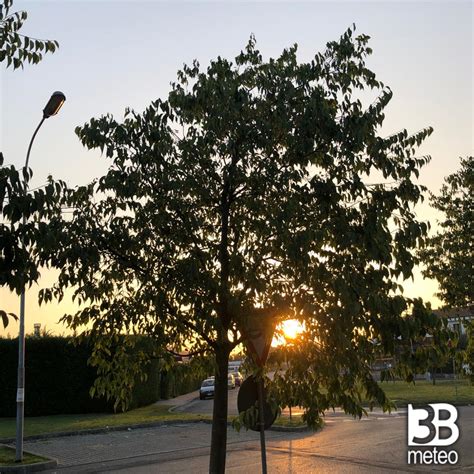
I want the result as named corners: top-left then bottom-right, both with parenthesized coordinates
top-left (379, 379), bottom-right (474, 407)
top-left (0, 445), bottom-right (49, 466)
top-left (273, 415), bottom-right (305, 428)
top-left (0, 404), bottom-right (210, 440)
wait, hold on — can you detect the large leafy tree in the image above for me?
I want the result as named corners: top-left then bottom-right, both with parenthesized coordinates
top-left (420, 156), bottom-right (473, 307)
top-left (42, 27), bottom-right (445, 472)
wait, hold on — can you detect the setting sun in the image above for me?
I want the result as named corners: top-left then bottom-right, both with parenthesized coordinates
top-left (282, 319), bottom-right (304, 339)
top-left (272, 319), bottom-right (305, 346)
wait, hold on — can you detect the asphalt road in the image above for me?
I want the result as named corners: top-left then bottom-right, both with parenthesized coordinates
top-left (29, 406), bottom-right (473, 473)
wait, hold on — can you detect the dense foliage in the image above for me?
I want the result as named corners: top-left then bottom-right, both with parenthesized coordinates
top-left (39, 27), bottom-right (447, 471)
top-left (461, 320), bottom-right (474, 382)
top-left (420, 157), bottom-right (473, 307)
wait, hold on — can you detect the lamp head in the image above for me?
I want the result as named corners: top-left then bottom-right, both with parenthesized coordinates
top-left (43, 91), bottom-right (66, 118)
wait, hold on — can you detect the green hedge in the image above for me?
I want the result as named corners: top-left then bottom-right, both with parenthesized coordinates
top-left (0, 336), bottom-right (204, 416)
top-left (128, 358), bottom-right (162, 410)
top-left (160, 364), bottom-right (203, 400)
top-left (0, 336), bottom-right (113, 416)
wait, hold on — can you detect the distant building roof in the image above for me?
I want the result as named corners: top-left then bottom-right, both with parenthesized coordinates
top-left (433, 305), bottom-right (474, 319)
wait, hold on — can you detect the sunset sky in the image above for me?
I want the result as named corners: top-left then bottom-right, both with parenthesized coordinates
top-left (1, 0), bottom-right (472, 336)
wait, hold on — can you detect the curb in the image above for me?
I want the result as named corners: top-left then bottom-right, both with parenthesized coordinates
top-left (0, 418), bottom-right (212, 445)
top-left (393, 402), bottom-right (472, 408)
top-left (269, 425), bottom-right (310, 433)
top-left (0, 458), bottom-right (57, 473)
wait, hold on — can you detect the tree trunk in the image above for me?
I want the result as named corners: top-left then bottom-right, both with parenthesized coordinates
top-left (209, 345), bottom-right (230, 473)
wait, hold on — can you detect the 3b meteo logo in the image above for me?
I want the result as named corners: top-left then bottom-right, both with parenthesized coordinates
top-left (407, 403), bottom-right (460, 465)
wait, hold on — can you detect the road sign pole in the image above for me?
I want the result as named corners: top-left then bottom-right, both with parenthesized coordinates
top-left (257, 377), bottom-right (268, 474)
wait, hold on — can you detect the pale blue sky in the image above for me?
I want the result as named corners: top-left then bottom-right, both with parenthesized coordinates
top-left (1, 0), bottom-right (472, 335)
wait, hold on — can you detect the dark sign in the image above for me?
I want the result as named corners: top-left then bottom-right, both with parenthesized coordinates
top-left (237, 376), bottom-right (278, 431)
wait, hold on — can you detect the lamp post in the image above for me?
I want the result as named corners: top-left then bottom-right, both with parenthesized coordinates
top-left (15, 91), bottom-right (65, 462)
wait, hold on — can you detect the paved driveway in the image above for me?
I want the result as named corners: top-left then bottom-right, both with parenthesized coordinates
top-left (173, 387), bottom-right (240, 416)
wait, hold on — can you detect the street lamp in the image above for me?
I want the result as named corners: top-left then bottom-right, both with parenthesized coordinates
top-left (15, 91), bottom-right (66, 462)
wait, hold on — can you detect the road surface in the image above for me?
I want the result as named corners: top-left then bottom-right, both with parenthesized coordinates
top-left (23, 406), bottom-right (473, 473)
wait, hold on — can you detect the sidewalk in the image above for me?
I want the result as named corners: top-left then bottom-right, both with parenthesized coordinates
top-left (154, 390), bottom-right (199, 410)
top-left (21, 422), bottom-right (298, 472)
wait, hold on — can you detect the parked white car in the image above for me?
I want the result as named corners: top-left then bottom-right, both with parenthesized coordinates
top-left (200, 374), bottom-right (235, 399)
top-left (199, 378), bottom-right (215, 400)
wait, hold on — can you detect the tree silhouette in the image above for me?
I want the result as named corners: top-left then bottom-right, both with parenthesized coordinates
top-left (421, 156), bottom-right (473, 307)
